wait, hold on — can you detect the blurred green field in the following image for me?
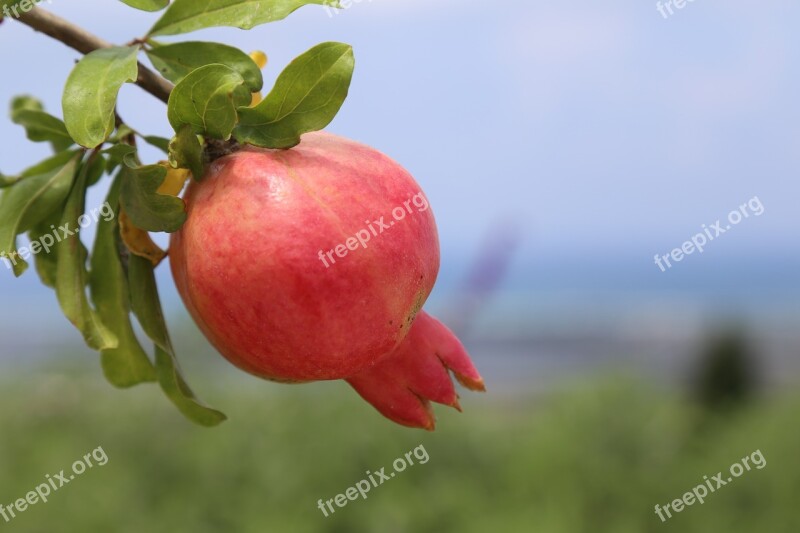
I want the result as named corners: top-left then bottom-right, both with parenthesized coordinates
top-left (0, 366), bottom-right (798, 533)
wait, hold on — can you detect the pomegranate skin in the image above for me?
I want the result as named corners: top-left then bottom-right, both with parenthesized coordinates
top-left (170, 132), bottom-right (440, 382)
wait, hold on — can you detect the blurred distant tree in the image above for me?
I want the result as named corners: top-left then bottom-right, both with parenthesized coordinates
top-left (693, 327), bottom-right (758, 412)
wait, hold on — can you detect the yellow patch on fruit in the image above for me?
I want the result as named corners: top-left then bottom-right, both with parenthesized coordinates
top-left (119, 210), bottom-right (166, 266)
top-left (249, 50), bottom-right (268, 69)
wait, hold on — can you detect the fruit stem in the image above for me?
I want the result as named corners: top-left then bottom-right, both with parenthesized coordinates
top-left (205, 138), bottom-right (243, 163)
top-left (13, 7), bottom-right (173, 104)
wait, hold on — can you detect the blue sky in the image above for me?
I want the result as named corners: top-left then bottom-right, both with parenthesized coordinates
top-left (1, 0), bottom-right (798, 299)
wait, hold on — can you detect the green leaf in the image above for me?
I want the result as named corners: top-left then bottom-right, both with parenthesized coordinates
top-left (62, 46), bottom-right (140, 148)
top-left (0, 0), bottom-right (38, 15)
top-left (149, 0), bottom-right (339, 37)
top-left (142, 135), bottom-right (171, 153)
top-left (90, 175), bottom-right (157, 387)
top-left (21, 155), bottom-right (77, 288)
top-left (0, 152), bottom-right (82, 276)
top-left (128, 254), bottom-right (227, 427)
top-left (167, 64), bottom-right (250, 140)
top-left (19, 150), bottom-right (81, 179)
top-left (118, 0), bottom-right (169, 11)
top-left (147, 41), bottom-right (263, 91)
top-left (102, 144), bottom-right (139, 171)
top-left (10, 95), bottom-right (74, 152)
top-left (86, 153), bottom-right (108, 186)
top-left (27, 213), bottom-right (62, 288)
top-left (169, 125), bottom-right (205, 179)
top-left (26, 170), bottom-right (98, 288)
top-left (10, 95), bottom-right (44, 114)
top-left (11, 109), bottom-right (73, 151)
top-left (0, 149), bottom-right (79, 189)
top-left (55, 158), bottom-right (119, 351)
top-left (120, 164), bottom-right (187, 232)
top-left (234, 42), bottom-right (354, 149)
top-left (111, 123), bottom-right (136, 143)
top-left (0, 172), bottom-right (19, 188)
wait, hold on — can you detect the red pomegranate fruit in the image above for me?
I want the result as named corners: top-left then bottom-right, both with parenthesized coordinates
top-left (169, 132), bottom-right (484, 429)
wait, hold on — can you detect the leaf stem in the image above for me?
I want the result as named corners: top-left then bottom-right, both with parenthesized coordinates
top-left (14, 7), bottom-right (173, 104)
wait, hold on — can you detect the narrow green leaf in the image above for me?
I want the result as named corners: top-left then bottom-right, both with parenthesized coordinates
top-left (167, 64), bottom-right (250, 140)
top-left (1, 150), bottom-right (79, 189)
top-left (120, 165), bottom-right (187, 232)
top-left (169, 124), bottom-right (205, 179)
top-left (142, 135), bottom-right (171, 153)
top-left (55, 158), bottom-right (119, 351)
top-left (28, 212), bottom-right (62, 288)
top-left (18, 155), bottom-right (89, 235)
top-left (147, 41), bottom-right (263, 91)
top-left (0, 153), bottom-right (81, 276)
top-left (149, 0), bottom-right (339, 37)
top-left (234, 42), bottom-right (354, 149)
top-left (62, 46), bottom-right (140, 148)
top-left (18, 152), bottom-right (88, 283)
top-left (19, 150), bottom-right (81, 180)
top-left (128, 254), bottom-right (227, 427)
top-left (86, 153), bottom-right (108, 186)
top-left (118, 0), bottom-right (169, 11)
top-left (90, 176), bottom-right (157, 387)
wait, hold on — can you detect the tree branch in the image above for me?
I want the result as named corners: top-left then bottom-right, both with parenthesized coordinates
top-left (14, 7), bottom-right (173, 103)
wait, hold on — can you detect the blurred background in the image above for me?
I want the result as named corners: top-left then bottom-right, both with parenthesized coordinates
top-left (1, 0), bottom-right (799, 531)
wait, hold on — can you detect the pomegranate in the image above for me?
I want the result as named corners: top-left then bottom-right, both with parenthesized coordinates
top-left (170, 132), bottom-right (484, 429)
